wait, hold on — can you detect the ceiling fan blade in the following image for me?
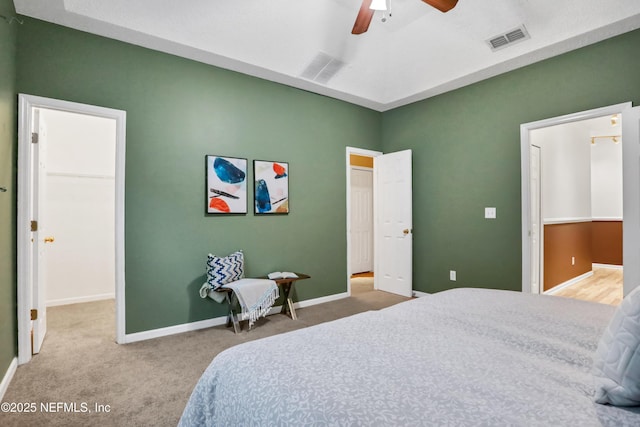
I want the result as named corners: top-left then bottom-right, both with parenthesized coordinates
top-left (352, 0), bottom-right (375, 35)
top-left (422, 0), bottom-right (458, 13)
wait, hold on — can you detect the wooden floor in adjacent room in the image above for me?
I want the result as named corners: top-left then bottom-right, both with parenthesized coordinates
top-left (352, 269), bottom-right (624, 305)
top-left (552, 267), bottom-right (623, 306)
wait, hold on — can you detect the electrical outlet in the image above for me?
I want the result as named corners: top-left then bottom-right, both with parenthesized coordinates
top-left (571, 256), bottom-right (575, 266)
top-left (450, 270), bottom-right (456, 281)
top-left (485, 207), bottom-right (496, 219)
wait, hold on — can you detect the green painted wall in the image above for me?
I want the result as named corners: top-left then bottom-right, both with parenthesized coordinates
top-left (382, 29), bottom-right (640, 294)
top-left (9, 13), bottom-right (640, 339)
top-left (16, 18), bottom-right (382, 334)
top-left (0, 0), bottom-right (18, 377)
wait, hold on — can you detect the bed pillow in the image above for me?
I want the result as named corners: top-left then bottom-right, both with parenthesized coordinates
top-left (206, 251), bottom-right (244, 290)
top-left (592, 285), bottom-right (640, 406)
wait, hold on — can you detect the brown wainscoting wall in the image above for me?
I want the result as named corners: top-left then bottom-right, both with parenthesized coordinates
top-left (592, 220), bottom-right (623, 265)
top-left (544, 222), bottom-right (592, 291)
top-left (544, 220), bottom-right (623, 291)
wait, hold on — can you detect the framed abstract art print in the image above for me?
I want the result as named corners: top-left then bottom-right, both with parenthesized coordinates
top-left (205, 155), bottom-right (248, 214)
top-left (253, 160), bottom-right (289, 214)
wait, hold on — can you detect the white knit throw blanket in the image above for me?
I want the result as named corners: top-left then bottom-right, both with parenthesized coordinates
top-left (222, 278), bottom-right (279, 328)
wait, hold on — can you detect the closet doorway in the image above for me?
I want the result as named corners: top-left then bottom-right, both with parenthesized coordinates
top-left (17, 95), bottom-right (126, 364)
top-left (38, 108), bottom-right (117, 308)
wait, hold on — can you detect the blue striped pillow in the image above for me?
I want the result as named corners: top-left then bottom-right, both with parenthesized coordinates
top-left (206, 251), bottom-right (244, 290)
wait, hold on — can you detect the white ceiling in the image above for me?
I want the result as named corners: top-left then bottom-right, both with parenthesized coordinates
top-left (13, 0), bottom-right (640, 112)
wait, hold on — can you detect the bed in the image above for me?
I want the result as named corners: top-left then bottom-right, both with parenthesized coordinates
top-left (179, 288), bottom-right (640, 426)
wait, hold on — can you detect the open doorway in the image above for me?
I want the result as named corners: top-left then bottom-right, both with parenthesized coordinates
top-left (530, 114), bottom-right (623, 305)
top-left (38, 108), bottom-right (117, 307)
top-left (349, 153), bottom-right (374, 294)
top-left (345, 146), bottom-right (414, 299)
top-left (17, 95), bottom-right (126, 365)
top-left (521, 102), bottom-right (633, 304)
top-left (346, 147), bottom-right (380, 297)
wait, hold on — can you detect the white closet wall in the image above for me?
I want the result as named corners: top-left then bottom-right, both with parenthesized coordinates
top-left (41, 109), bottom-right (116, 306)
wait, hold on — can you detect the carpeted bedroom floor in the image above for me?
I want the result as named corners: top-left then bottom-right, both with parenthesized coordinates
top-left (1, 282), bottom-right (406, 427)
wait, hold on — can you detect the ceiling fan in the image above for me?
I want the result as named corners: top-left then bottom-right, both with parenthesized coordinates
top-left (352, 0), bottom-right (458, 35)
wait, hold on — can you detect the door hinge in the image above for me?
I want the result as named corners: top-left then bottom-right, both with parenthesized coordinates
top-left (31, 220), bottom-right (38, 232)
top-left (31, 132), bottom-right (39, 144)
top-left (30, 309), bottom-right (38, 320)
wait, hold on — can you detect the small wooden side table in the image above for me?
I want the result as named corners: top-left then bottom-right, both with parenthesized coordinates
top-left (263, 273), bottom-right (310, 320)
top-left (213, 287), bottom-right (243, 333)
top-left (215, 273), bottom-right (311, 333)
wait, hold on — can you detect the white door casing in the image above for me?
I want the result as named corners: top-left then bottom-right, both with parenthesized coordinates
top-left (350, 168), bottom-right (373, 274)
top-left (529, 144), bottom-right (542, 294)
top-left (17, 94), bottom-right (127, 365)
top-left (375, 149), bottom-right (413, 297)
top-left (622, 106), bottom-right (640, 297)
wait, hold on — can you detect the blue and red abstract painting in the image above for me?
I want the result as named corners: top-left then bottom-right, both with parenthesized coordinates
top-left (254, 160), bottom-right (289, 214)
top-left (206, 155), bottom-right (248, 214)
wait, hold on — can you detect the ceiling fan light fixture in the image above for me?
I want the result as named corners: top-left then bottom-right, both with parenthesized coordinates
top-left (422, 0), bottom-right (458, 13)
top-left (370, 0), bottom-right (388, 11)
top-left (352, 0), bottom-right (457, 35)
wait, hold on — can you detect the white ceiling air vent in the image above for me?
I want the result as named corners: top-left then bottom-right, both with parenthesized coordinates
top-left (487, 25), bottom-right (530, 52)
top-left (300, 52), bottom-right (345, 85)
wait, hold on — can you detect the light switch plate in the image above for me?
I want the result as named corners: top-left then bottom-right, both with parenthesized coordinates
top-left (485, 207), bottom-right (496, 219)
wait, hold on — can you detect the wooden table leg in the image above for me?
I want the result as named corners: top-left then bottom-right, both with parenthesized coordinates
top-left (225, 292), bottom-right (241, 334)
top-left (287, 297), bottom-right (297, 320)
top-left (280, 281), bottom-right (297, 320)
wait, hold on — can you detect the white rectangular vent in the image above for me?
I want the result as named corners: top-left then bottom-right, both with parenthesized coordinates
top-left (300, 52), bottom-right (345, 85)
top-left (487, 25), bottom-right (530, 51)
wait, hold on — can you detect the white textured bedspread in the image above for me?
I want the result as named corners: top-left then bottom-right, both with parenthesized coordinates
top-left (179, 288), bottom-right (640, 426)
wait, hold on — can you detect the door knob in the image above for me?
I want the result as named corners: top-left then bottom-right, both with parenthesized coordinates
top-left (403, 229), bottom-right (411, 235)
top-left (44, 237), bottom-right (55, 243)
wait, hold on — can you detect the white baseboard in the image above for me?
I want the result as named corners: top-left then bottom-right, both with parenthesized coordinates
top-left (295, 292), bottom-right (349, 309)
top-left (544, 271), bottom-right (594, 295)
top-left (263, 292), bottom-right (349, 316)
top-left (47, 293), bottom-right (115, 307)
top-left (412, 290), bottom-right (430, 298)
top-left (123, 292), bottom-right (350, 344)
top-left (0, 357), bottom-right (18, 402)
top-left (123, 316), bottom-right (228, 343)
top-left (593, 263), bottom-right (623, 270)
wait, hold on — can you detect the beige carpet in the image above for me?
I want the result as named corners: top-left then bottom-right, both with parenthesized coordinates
top-left (2, 286), bottom-right (407, 426)
top-left (350, 276), bottom-right (374, 295)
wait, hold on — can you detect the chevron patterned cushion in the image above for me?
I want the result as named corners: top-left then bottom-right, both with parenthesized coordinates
top-left (206, 251), bottom-right (244, 290)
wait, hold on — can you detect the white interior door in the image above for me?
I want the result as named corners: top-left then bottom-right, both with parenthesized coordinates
top-left (32, 108), bottom-right (48, 354)
top-left (374, 149), bottom-right (413, 297)
top-left (530, 144), bottom-right (542, 294)
top-left (622, 106), bottom-right (640, 297)
top-left (350, 168), bottom-right (373, 274)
